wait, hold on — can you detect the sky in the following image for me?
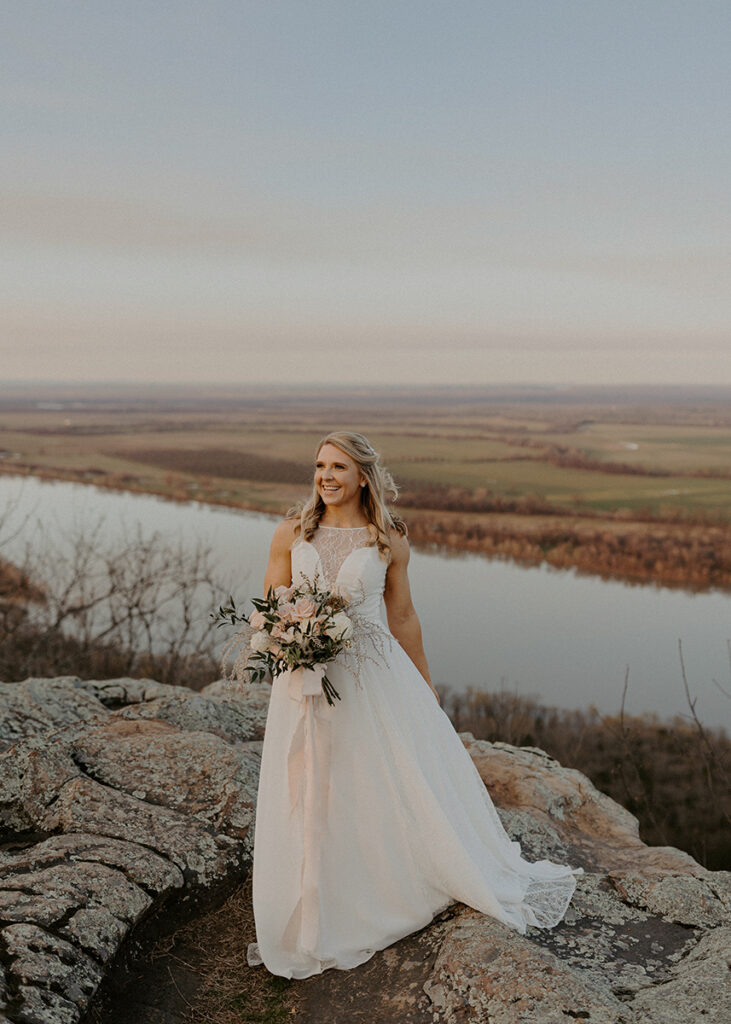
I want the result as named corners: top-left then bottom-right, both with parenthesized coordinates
top-left (1, 1), bottom-right (730, 387)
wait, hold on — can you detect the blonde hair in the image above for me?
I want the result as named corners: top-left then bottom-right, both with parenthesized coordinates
top-left (286, 431), bottom-right (407, 563)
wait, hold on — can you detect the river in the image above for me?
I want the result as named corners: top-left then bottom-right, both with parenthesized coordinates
top-left (1, 473), bottom-right (729, 728)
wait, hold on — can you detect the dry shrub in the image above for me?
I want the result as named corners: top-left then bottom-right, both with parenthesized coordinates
top-left (0, 511), bottom-right (230, 689)
top-left (442, 680), bottom-right (731, 871)
top-left (405, 512), bottom-right (731, 590)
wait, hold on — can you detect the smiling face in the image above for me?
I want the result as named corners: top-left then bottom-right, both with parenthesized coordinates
top-left (315, 442), bottom-right (366, 509)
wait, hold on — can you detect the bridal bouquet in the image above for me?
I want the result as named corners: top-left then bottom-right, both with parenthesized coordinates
top-left (211, 573), bottom-right (390, 706)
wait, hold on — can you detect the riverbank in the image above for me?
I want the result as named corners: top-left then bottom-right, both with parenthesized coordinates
top-left (403, 506), bottom-right (731, 592)
top-left (4, 382), bottom-right (731, 594)
top-left (3, 461), bottom-right (731, 593)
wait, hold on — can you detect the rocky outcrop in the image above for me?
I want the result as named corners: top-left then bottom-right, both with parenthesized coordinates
top-left (421, 738), bottom-right (730, 1024)
top-left (0, 676), bottom-right (267, 1024)
top-left (0, 677), bottom-right (729, 1024)
top-left (287, 740), bottom-right (730, 1024)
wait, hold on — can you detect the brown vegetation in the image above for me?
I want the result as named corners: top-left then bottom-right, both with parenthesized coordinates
top-left (398, 480), bottom-right (567, 516)
top-left (88, 874), bottom-right (299, 1024)
top-left (110, 446), bottom-right (314, 485)
top-left (0, 556), bottom-right (45, 604)
top-left (165, 876), bottom-right (297, 1024)
top-left (404, 508), bottom-right (731, 590)
top-left (398, 478), bottom-right (726, 525)
top-left (0, 520), bottom-right (225, 689)
top-left (442, 682), bottom-right (731, 871)
top-left (0, 613), bottom-right (219, 691)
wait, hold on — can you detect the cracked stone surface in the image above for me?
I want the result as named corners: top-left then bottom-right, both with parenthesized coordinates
top-left (423, 905), bottom-right (633, 1023)
top-left (416, 736), bottom-right (730, 1024)
top-left (629, 925), bottom-right (731, 1023)
top-left (607, 868), bottom-right (731, 928)
top-left (1, 678), bottom-right (729, 1024)
top-left (0, 679), bottom-right (108, 755)
top-left (0, 677), bottom-right (266, 1023)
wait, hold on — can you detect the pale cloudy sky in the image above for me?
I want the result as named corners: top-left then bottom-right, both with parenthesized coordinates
top-left (1, 1), bottom-right (730, 386)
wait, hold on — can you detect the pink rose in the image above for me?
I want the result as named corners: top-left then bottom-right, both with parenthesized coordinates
top-left (249, 610), bottom-right (267, 630)
top-left (275, 584), bottom-right (296, 601)
top-left (277, 602), bottom-right (296, 622)
top-left (293, 596), bottom-right (317, 620)
top-left (272, 622), bottom-right (297, 641)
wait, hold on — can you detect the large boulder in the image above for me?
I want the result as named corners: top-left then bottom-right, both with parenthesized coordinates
top-left (417, 736), bottom-right (730, 1024)
top-left (0, 678), bottom-right (728, 1024)
top-left (0, 675), bottom-right (266, 1024)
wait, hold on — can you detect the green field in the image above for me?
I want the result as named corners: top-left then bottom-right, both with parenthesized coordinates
top-left (544, 422), bottom-right (731, 474)
top-left (2, 383), bottom-right (731, 522)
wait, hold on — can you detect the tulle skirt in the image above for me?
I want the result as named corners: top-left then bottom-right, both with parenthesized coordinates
top-left (247, 634), bottom-right (582, 979)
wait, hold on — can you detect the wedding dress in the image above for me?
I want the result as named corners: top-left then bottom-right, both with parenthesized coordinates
top-left (246, 524), bottom-right (583, 979)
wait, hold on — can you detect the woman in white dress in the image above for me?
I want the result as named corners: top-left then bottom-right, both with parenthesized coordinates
top-left (247, 430), bottom-right (583, 979)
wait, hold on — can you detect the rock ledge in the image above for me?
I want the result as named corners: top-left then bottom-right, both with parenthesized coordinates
top-left (0, 677), bottom-right (728, 1024)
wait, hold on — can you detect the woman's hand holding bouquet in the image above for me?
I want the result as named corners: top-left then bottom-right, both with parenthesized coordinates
top-left (211, 574), bottom-right (360, 706)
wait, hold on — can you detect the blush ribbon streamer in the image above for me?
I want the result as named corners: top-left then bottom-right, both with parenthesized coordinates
top-left (284, 664), bottom-right (332, 958)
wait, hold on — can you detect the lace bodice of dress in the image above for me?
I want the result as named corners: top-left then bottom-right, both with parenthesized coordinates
top-left (290, 524), bottom-right (388, 625)
top-left (309, 525), bottom-right (373, 587)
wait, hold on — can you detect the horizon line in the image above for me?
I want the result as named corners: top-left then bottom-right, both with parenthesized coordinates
top-left (4, 379), bottom-right (731, 392)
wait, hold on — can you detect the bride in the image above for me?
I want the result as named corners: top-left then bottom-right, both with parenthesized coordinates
top-left (246, 430), bottom-right (583, 979)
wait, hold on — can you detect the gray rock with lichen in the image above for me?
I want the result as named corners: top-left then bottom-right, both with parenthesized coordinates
top-left (418, 735), bottom-right (730, 1024)
top-left (0, 676), bottom-right (267, 1023)
top-left (0, 678), bottom-right (729, 1024)
top-left (630, 925), bottom-right (731, 1024)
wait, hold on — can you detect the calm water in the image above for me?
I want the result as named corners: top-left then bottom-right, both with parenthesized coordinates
top-left (1, 474), bottom-right (729, 728)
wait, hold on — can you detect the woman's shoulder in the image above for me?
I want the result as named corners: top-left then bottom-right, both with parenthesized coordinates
top-left (271, 516), bottom-right (301, 550)
top-left (386, 522), bottom-right (410, 562)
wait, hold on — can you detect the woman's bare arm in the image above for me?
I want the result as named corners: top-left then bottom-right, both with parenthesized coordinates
top-left (263, 519), bottom-right (298, 594)
top-left (383, 531), bottom-right (440, 705)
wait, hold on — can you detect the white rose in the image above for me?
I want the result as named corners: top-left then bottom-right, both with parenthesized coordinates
top-left (249, 630), bottom-right (270, 653)
top-left (325, 611), bottom-right (353, 641)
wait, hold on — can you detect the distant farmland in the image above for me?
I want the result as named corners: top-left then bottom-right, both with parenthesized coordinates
top-left (112, 447), bottom-right (314, 486)
top-left (2, 382), bottom-right (731, 590)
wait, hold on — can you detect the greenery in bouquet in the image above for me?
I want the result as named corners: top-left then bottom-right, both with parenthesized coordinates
top-left (211, 571), bottom-right (391, 706)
